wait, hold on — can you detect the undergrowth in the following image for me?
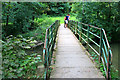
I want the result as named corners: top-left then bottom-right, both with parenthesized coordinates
top-left (2, 35), bottom-right (43, 78)
top-left (90, 51), bottom-right (118, 79)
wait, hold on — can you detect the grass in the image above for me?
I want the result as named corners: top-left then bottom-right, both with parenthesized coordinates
top-left (2, 23), bottom-right (13, 25)
top-left (48, 16), bottom-right (78, 24)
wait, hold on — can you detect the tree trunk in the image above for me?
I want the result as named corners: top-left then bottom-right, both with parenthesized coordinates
top-left (6, 2), bottom-right (10, 26)
top-left (97, 11), bottom-right (99, 19)
top-left (31, 15), bottom-right (34, 27)
top-left (6, 14), bottom-right (9, 26)
top-left (108, 3), bottom-right (111, 22)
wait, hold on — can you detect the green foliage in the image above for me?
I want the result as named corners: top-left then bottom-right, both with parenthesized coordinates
top-left (2, 35), bottom-right (42, 78)
top-left (46, 2), bottom-right (72, 16)
top-left (22, 15), bottom-right (54, 42)
top-left (111, 65), bottom-right (119, 79)
top-left (2, 2), bottom-right (73, 39)
top-left (90, 51), bottom-right (106, 77)
top-left (22, 15), bottom-right (77, 42)
top-left (99, 63), bottom-right (106, 77)
top-left (2, 2), bottom-right (48, 38)
top-left (89, 51), bottom-right (119, 79)
top-left (72, 2), bottom-right (120, 42)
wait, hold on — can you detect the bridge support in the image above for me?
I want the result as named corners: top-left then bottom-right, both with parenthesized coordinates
top-left (87, 25), bottom-right (90, 50)
top-left (99, 28), bottom-right (103, 63)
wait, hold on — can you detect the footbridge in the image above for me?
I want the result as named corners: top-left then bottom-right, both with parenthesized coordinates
top-left (43, 20), bottom-right (112, 80)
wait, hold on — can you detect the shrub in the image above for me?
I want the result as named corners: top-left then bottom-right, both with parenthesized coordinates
top-left (2, 35), bottom-right (42, 78)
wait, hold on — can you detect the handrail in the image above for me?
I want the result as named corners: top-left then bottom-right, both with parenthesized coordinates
top-left (68, 20), bottom-right (112, 80)
top-left (43, 20), bottom-right (60, 80)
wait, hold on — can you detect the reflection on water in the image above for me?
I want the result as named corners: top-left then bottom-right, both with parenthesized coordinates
top-left (111, 43), bottom-right (119, 70)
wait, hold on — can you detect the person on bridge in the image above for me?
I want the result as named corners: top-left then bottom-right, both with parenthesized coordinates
top-left (64, 14), bottom-right (70, 28)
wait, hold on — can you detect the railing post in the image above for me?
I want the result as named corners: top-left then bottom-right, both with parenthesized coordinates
top-left (78, 22), bottom-right (80, 41)
top-left (87, 25), bottom-right (90, 49)
top-left (43, 48), bottom-right (47, 80)
top-left (47, 29), bottom-right (50, 79)
top-left (68, 20), bottom-right (70, 28)
top-left (54, 22), bottom-right (57, 45)
top-left (75, 21), bottom-right (77, 34)
top-left (72, 20), bottom-right (74, 32)
top-left (70, 20), bottom-right (72, 29)
top-left (46, 48), bottom-right (49, 80)
top-left (75, 21), bottom-right (76, 34)
top-left (77, 21), bottom-right (78, 35)
top-left (72, 21), bottom-right (73, 30)
top-left (70, 20), bottom-right (72, 31)
top-left (57, 20), bottom-right (60, 33)
top-left (107, 49), bottom-right (111, 80)
top-left (51, 26), bottom-right (53, 45)
top-left (80, 23), bottom-right (82, 42)
top-left (50, 26), bottom-right (53, 64)
top-left (99, 28), bottom-right (103, 63)
top-left (55, 21), bottom-right (57, 36)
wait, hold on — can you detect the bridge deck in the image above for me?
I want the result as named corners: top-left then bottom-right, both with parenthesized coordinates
top-left (50, 24), bottom-right (104, 78)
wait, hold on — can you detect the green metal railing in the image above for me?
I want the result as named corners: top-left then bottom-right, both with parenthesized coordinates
top-left (68, 20), bottom-right (112, 79)
top-left (43, 20), bottom-right (60, 80)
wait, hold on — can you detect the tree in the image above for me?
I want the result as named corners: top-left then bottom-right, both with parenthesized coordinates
top-left (2, 2), bottom-right (47, 37)
top-left (72, 2), bottom-right (120, 42)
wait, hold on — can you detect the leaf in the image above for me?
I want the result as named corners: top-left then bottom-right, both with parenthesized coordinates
top-left (32, 65), bottom-right (36, 70)
top-left (30, 40), bottom-right (37, 43)
top-left (34, 56), bottom-right (41, 59)
top-left (23, 46), bottom-right (31, 49)
top-left (7, 73), bottom-right (16, 78)
top-left (30, 43), bottom-right (35, 46)
top-left (18, 50), bottom-right (26, 55)
top-left (17, 73), bottom-right (23, 77)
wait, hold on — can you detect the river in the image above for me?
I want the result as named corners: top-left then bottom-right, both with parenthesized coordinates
top-left (110, 43), bottom-right (119, 70)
